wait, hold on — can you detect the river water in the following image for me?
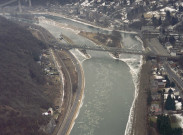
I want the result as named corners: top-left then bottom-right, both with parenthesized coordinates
top-left (37, 14), bottom-right (143, 135)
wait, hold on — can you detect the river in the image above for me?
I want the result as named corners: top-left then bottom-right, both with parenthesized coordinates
top-left (37, 14), bottom-right (143, 135)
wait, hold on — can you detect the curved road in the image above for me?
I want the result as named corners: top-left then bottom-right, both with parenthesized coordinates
top-left (56, 49), bottom-right (85, 135)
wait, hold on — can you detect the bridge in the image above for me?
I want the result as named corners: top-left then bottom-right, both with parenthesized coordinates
top-left (56, 43), bottom-right (144, 55)
top-left (52, 41), bottom-right (144, 54)
top-left (0, 0), bottom-right (17, 8)
top-left (51, 41), bottom-right (177, 60)
top-left (0, 0), bottom-right (31, 13)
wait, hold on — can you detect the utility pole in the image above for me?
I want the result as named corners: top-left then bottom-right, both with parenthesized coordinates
top-left (28, 0), bottom-right (32, 7)
top-left (2, 7), bottom-right (5, 16)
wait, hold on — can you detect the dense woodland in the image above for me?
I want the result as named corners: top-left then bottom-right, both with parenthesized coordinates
top-left (157, 115), bottom-right (182, 135)
top-left (0, 16), bottom-right (51, 135)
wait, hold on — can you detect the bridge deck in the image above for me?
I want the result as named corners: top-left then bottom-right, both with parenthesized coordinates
top-left (0, 0), bottom-right (17, 7)
top-left (51, 41), bottom-right (174, 59)
top-left (54, 42), bottom-right (144, 54)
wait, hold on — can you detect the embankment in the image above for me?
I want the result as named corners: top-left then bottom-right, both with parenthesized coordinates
top-left (129, 60), bottom-right (151, 135)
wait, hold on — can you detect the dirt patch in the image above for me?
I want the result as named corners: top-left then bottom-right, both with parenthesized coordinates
top-left (79, 31), bottom-right (122, 48)
top-left (79, 31), bottom-right (122, 57)
top-left (62, 34), bottom-right (74, 44)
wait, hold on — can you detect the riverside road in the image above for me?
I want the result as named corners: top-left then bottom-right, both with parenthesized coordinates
top-left (56, 49), bottom-right (84, 135)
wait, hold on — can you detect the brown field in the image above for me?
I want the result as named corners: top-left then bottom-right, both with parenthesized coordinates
top-left (79, 31), bottom-right (122, 48)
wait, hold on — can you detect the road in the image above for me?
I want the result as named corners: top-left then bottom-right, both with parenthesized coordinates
top-left (53, 36), bottom-right (85, 135)
top-left (0, 0), bottom-right (17, 7)
top-left (51, 49), bottom-right (73, 134)
top-left (145, 38), bottom-right (170, 56)
top-left (55, 50), bottom-right (84, 135)
top-left (164, 62), bottom-right (183, 105)
top-left (144, 37), bottom-right (183, 91)
top-left (164, 62), bottom-right (183, 91)
top-left (55, 42), bottom-right (144, 55)
top-left (146, 37), bottom-right (183, 94)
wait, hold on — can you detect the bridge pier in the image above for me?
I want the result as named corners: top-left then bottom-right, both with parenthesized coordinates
top-left (18, 0), bottom-right (22, 13)
top-left (28, 0), bottom-right (32, 7)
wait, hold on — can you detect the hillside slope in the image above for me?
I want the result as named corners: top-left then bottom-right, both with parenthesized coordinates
top-left (0, 16), bottom-right (51, 135)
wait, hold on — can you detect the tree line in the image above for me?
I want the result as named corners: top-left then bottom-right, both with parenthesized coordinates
top-left (157, 115), bottom-right (182, 135)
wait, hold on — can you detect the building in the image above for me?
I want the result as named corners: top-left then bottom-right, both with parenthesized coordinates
top-left (150, 103), bottom-right (162, 115)
top-left (153, 75), bottom-right (166, 88)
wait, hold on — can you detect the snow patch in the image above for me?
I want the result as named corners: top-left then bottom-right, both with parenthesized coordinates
top-left (81, 0), bottom-right (90, 6)
top-left (174, 114), bottom-right (183, 128)
top-left (160, 7), bottom-right (177, 12)
top-left (176, 102), bottom-right (182, 111)
top-left (102, 2), bottom-right (105, 6)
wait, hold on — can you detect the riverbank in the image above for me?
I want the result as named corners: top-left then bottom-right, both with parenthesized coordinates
top-left (30, 11), bottom-right (137, 34)
top-left (51, 49), bottom-right (85, 135)
top-left (30, 11), bottom-right (149, 135)
top-left (66, 52), bottom-right (85, 135)
top-left (36, 13), bottom-right (147, 134)
top-left (79, 31), bottom-right (122, 48)
top-left (129, 60), bottom-right (151, 135)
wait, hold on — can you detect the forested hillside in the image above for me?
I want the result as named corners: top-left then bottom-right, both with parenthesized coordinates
top-left (0, 16), bottom-right (51, 135)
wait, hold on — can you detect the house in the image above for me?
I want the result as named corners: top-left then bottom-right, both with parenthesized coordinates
top-left (165, 42), bottom-right (173, 53)
top-left (159, 11), bottom-right (166, 20)
top-left (170, 50), bottom-right (177, 56)
top-left (42, 108), bottom-right (53, 116)
top-left (158, 81), bottom-right (166, 88)
top-left (153, 75), bottom-right (166, 88)
top-left (150, 103), bottom-right (162, 115)
top-left (48, 108), bottom-right (53, 115)
top-left (167, 26), bottom-right (174, 32)
top-left (160, 67), bottom-right (167, 76)
top-left (174, 89), bottom-right (180, 96)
